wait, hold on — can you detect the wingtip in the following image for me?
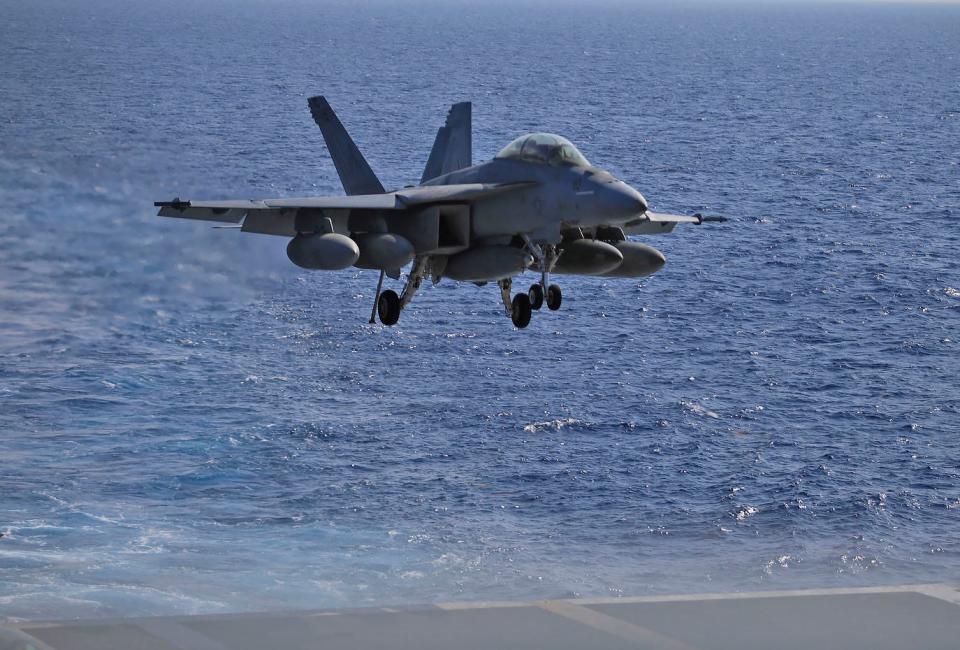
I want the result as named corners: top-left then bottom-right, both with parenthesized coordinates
top-left (691, 213), bottom-right (729, 224)
top-left (154, 197), bottom-right (191, 209)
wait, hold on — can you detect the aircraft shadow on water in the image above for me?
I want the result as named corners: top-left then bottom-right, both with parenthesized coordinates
top-left (157, 97), bottom-right (725, 328)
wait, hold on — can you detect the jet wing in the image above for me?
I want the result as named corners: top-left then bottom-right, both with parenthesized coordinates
top-left (262, 195), bottom-right (402, 209)
top-left (157, 194), bottom-right (407, 236)
top-left (396, 182), bottom-right (535, 205)
top-left (622, 211), bottom-right (727, 235)
top-left (155, 196), bottom-right (402, 236)
top-left (156, 183), bottom-right (535, 236)
top-left (156, 194), bottom-right (401, 219)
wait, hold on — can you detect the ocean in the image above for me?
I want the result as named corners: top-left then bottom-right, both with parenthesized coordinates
top-left (1, 0), bottom-right (958, 621)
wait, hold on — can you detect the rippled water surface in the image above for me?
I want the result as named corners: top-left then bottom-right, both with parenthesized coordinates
top-left (1, 0), bottom-right (959, 622)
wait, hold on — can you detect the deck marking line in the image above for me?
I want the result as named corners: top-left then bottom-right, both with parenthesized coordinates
top-left (572, 583), bottom-right (954, 606)
top-left (436, 600), bottom-right (528, 610)
top-left (538, 600), bottom-right (699, 650)
top-left (914, 584), bottom-right (960, 606)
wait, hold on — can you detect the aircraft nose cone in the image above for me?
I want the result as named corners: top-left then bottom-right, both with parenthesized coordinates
top-left (635, 190), bottom-right (649, 215)
top-left (604, 182), bottom-right (647, 219)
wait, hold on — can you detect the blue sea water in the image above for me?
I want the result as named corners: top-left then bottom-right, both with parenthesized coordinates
top-left (1, 0), bottom-right (959, 622)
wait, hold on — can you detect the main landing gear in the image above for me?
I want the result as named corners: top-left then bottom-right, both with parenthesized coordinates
top-left (516, 237), bottom-right (562, 326)
top-left (370, 256), bottom-right (429, 327)
top-left (499, 278), bottom-right (529, 328)
top-left (377, 288), bottom-right (401, 325)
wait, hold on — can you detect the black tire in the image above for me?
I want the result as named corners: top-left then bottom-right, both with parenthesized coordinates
top-left (528, 283), bottom-right (544, 310)
top-left (377, 289), bottom-right (401, 326)
top-left (511, 293), bottom-right (532, 329)
top-left (546, 284), bottom-right (562, 311)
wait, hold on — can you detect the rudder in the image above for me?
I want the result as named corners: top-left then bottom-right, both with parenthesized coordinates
top-left (421, 102), bottom-right (472, 184)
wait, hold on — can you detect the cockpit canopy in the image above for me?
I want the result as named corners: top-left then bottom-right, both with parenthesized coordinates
top-left (495, 133), bottom-right (590, 167)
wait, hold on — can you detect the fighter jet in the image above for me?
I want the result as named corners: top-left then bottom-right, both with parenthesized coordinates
top-left (157, 97), bottom-right (724, 328)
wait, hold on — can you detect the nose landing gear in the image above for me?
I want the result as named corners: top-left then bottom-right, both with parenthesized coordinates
top-left (494, 237), bottom-right (566, 329)
top-left (528, 283), bottom-right (544, 310)
top-left (523, 237), bottom-right (562, 315)
top-left (528, 282), bottom-right (561, 311)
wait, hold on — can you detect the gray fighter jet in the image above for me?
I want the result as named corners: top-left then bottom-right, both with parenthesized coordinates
top-left (157, 97), bottom-right (724, 328)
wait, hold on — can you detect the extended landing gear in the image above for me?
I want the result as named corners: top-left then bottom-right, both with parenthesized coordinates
top-left (370, 256), bottom-right (430, 327)
top-left (377, 289), bottom-right (401, 326)
top-left (521, 237), bottom-right (563, 316)
top-left (369, 269), bottom-right (386, 324)
top-left (546, 283), bottom-right (562, 311)
top-left (528, 283), bottom-right (562, 311)
top-left (367, 249), bottom-right (559, 329)
top-left (511, 293), bottom-right (532, 328)
top-left (498, 277), bottom-right (533, 328)
top-left (528, 283), bottom-right (544, 310)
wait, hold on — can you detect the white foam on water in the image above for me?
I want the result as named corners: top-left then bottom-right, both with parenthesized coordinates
top-left (522, 418), bottom-right (584, 433)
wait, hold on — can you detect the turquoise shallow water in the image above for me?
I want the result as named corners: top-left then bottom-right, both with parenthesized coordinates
top-left (1, 0), bottom-right (959, 622)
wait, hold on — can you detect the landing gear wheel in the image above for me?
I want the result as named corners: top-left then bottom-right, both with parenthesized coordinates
top-left (546, 284), bottom-right (562, 311)
top-left (377, 289), bottom-right (401, 326)
top-left (511, 293), bottom-right (532, 329)
top-left (528, 283), bottom-right (544, 310)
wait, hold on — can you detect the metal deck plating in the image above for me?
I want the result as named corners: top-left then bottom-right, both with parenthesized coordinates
top-left (4, 583), bottom-right (960, 650)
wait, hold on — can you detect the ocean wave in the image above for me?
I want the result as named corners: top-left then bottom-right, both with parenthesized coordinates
top-left (522, 418), bottom-right (584, 433)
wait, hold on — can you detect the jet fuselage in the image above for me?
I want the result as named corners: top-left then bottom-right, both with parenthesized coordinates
top-left (425, 157), bottom-right (648, 243)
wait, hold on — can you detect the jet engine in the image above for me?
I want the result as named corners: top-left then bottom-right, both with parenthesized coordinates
top-left (286, 232), bottom-right (360, 270)
top-left (444, 246), bottom-right (533, 282)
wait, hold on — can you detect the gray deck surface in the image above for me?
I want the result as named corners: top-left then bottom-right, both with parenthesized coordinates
top-left (3, 584), bottom-right (959, 650)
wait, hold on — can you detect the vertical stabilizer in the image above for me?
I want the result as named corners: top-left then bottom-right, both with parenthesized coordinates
top-left (420, 102), bottom-right (472, 184)
top-left (308, 96), bottom-right (385, 196)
